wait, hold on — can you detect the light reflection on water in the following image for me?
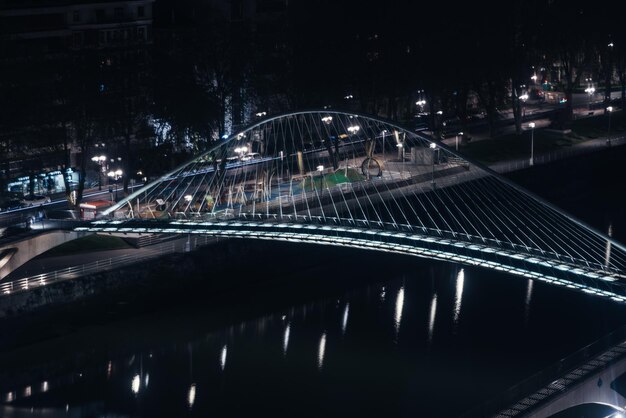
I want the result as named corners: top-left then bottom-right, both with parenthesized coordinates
top-left (453, 268), bottom-right (465, 326)
top-left (220, 345), bottom-right (227, 371)
top-left (606, 223), bottom-right (613, 268)
top-left (525, 279), bottom-right (534, 325)
top-left (283, 323), bottom-right (290, 355)
top-left (317, 333), bottom-right (327, 370)
top-left (187, 383), bottom-right (196, 408)
top-left (428, 293), bottom-right (437, 344)
top-left (3, 257), bottom-right (626, 417)
top-left (394, 286), bottom-right (404, 339)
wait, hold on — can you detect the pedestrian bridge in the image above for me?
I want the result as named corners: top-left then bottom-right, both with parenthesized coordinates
top-left (73, 110), bottom-right (626, 301)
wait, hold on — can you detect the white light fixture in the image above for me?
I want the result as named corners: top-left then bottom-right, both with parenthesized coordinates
top-left (529, 122), bottom-right (536, 128)
top-left (429, 143), bottom-right (437, 149)
top-left (607, 106), bottom-right (614, 112)
top-left (347, 125), bottom-right (360, 133)
top-left (321, 116), bottom-right (333, 123)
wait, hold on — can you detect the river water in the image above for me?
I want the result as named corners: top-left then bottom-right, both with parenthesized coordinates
top-left (1, 147), bottom-right (626, 417)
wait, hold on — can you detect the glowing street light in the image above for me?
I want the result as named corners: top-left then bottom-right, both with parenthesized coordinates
top-left (347, 125), bottom-right (360, 134)
top-left (456, 132), bottom-right (463, 151)
top-left (234, 146), bottom-right (248, 159)
top-left (321, 116), bottom-right (333, 124)
top-left (396, 143), bottom-right (405, 175)
top-left (528, 122), bottom-right (536, 166)
top-left (91, 155), bottom-right (107, 190)
top-left (107, 169), bottom-right (123, 201)
top-left (429, 143), bottom-right (437, 187)
top-left (255, 111), bottom-right (267, 117)
top-left (316, 165), bottom-right (325, 189)
top-left (607, 106), bottom-right (614, 146)
top-left (519, 93), bottom-right (529, 118)
top-left (381, 129), bottom-right (388, 162)
top-left (585, 85), bottom-right (596, 110)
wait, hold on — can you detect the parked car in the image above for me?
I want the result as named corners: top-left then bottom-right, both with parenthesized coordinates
top-left (241, 152), bottom-right (261, 162)
top-left (20, 194), bottom-right (51, 206)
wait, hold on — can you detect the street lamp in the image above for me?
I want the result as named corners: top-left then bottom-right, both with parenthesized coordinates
top-left (456, 132), bottom-right (463, 151)
top-left (234, 146), bottom-right (248, 159)
top-left (316, 165), bottom-right (325, 189)
top-left (107, 169), bottom-right (123, 201)
top-left (91, 155), bottom-right (107, 190)
top-left (519, 93), bottom-right (529, 118)
top-left (429, 143), bottom-right (437, 188)
top-left (347, 125), bottom-right (360, 134)
top-left (607, 106), bottom-right (614, 146)
top-left (415, 99), bottom-right (426, 112)
top-left (585, 85), bottom-right (595, 111)
top-left (381, 130), bottom-right (388, 163)
top-left (528, 122), bottom-right (536, 166)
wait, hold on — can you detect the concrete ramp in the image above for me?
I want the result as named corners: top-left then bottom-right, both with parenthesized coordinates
top-left (0, 230), bottom-right (91, 280)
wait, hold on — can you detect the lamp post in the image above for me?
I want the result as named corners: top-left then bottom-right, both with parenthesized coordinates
top-left (107, 169), bottom-right (123, 202)
top-left (456, 132), bottom-right (463, 151)
top-left (606, 106), bottom-right (613, 146)
top-left (234, 146), bottom-right (248, 160)
top-left (528, 122), bottom-right (536, 166)
top-left (381, 130), bottom-right (388, 163)
top-left (396, 143), bottom-right (405, 177)
top-left (316, 165), bottom-right (324, 189)
top-left (415, 99), bottom-right (426, 113)
top-left (429, 143), bottom-right (437, 188)
top-left (519, 93), bottom-right (529, 118)
top-left (585, 84), bottom-right (595, 111)
top-left (91, 155), bottom-right (107, 190)
top-left (347, 125), bottom-right (360, 135)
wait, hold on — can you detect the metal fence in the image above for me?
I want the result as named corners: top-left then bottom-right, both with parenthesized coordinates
top-left (0, 235), bottom-right (216, 297)
top-left (462, 323), bottom-right (626, 417)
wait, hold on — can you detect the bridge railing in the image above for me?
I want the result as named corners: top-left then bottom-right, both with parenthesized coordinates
top-left (0, 235), bottom-right (216, 297)
top-left (462, 323), bottom-right (626, 417)
top-left (161, 212), bottom-right (618, 277)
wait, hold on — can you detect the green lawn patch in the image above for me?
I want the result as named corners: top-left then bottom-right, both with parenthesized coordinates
top-left (463, 111), bottom-right (625, 164)
top-left (462, 131), bottom-right (574, 163)
top-left (42, 234), bottom-right (133, 257)
top-left (303, 168), bottom-right (364, 190)
top-left (568, 110), bottom-right (625, 139)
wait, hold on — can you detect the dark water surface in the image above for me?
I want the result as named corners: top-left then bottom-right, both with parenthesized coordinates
top-left (1, 147), bottom-right (626, 418)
